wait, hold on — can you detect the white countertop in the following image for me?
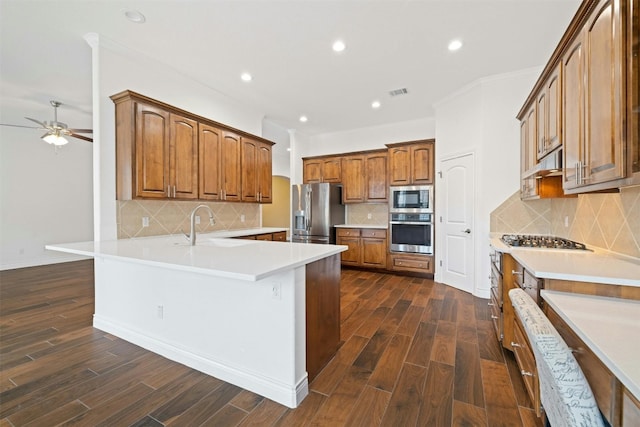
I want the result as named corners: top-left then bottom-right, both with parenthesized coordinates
top-left (335, 224), bottom-right (388, 229)
top-left (541, 290), bottom-right (640, 400)
top-left (46, 231), bottom-right (345, 282)
top-left (490, 237), bottom-right (640, 287)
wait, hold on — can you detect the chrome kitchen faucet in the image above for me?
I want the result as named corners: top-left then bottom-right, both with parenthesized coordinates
top-left (186, 204), bottom-right (215, 246)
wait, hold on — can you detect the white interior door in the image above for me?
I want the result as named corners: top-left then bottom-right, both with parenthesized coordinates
top-left (440, 153), bottom-right (474, 293)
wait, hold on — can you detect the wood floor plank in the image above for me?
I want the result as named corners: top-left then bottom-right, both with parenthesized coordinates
top-left (236, 398), bottom-right (288, 427)
top-left (481, 359), bottom-right (523, 427)
top-left (404, 320), bottom-right (437, 367)
top-left (519, 406), bottom-right (543, 427)
top-left (309, 365), bottom-right (371, 426)
top-left (504, 350), bottom-right (534, 409)
top-left (354, 306), bottom-right (390, 338)
top-left (310, 335), bottom-right (368, 395)
top-left (165, 382), bottom-right (243, 426)
top-left (395, 304), bottom-right (424, 337)
top-left (367, 334), bottom-right (411, 392)
top-left (149, 375), bottom-right (225, 424)
top-left (379, 363), bottom-right (427, 427)
top-left (23, 398), bottom-right (89, 427)
top-left (200, 404), bottom-right (248, 426)
top-left (421, 297), bottom-right (443, 322)
top-left (229, 390), bottom-right (265, 413)
top-left (274, 391), bottom-right (326, 427)
top-left (452, 399), bottom-right (487, 426)
top-left (477, 319), bottom-right (505, 363)
top-left (417, 361), bottom-right (454, 426)
top-left (454, 340), bottom-right (485, 408)
top-left (343, 385), bottom-right (391, 427)
top-left (61, 382), bottom-right (155, 426)
top-left (430, 320), bottom-right (457, 365)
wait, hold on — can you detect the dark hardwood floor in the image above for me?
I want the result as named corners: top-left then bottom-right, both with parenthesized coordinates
top-left (0, 260), bottom-right (541, 426)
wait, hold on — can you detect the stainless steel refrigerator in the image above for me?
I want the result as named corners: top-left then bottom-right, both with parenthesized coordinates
top-left (292, 183), bottom-right (345, 244)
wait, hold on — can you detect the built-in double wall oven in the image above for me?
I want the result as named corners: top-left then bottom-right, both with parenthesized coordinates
top-left (389, 185), bottom-right (433, 254)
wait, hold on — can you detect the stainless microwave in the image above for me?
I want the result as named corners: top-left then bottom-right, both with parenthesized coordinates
top-left (389, 185), bottom-right (433, 213)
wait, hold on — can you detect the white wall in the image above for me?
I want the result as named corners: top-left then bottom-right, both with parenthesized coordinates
top-left (262, 119), bottom-right (291, 178)
top-left (434, 68), bottom-right (542, 296)
top-left (298, 117), bottom-right (436, 161)
top-left (0, 124), bottom-right (94, 269)
top-left (93, 36), bottom-right (267, 241)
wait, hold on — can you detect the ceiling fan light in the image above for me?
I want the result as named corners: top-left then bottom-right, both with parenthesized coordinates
top-left (43, 134), bottom-right (68, 146)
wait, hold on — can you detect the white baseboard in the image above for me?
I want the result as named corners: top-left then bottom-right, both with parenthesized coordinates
top-left (93, 315), bottom-right (308, 408)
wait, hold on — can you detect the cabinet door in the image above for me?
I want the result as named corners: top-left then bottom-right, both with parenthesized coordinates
top-left (546, 65), bottom-right (562, 154)
top-left (536, 90), bottom-right (547, 160)
top-left (365, 152), bottom-right (388, 201)
top-left (169, 113), bottom-right (198, 199)
top-left (221, 131), bottom-right (242, 201)
top-left (584, 0), bottom-right (625, 185)
top-left (337, 236), bottom-right (361, 265)
top-left (241, 138), bottom-right (258, 202)
top-left (199, 123), bottom-right (222, 200)
top-left (411, 143), bottom-right (434, 184)
top-left (342, 156), bottom-right (365, 203)
top-left (322, 158), bottom-right (342, 183)
top-left (362, 238), bottom-right (387, 268)
top-left (303, 159), bottom-right (323, 184)
top-left (257, 142), bottom-right (272, 203)
top-left (135, 102), bottom-right (170, 198)
top-left (562, 34), bottom-right (584, 190)
top-left (388, 145), bottom-right (411, 186)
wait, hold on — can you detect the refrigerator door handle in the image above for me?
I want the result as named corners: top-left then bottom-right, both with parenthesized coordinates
top-left (305, 188), bottom-right (312, 231)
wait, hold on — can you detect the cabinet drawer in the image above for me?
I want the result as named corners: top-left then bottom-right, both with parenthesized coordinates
top-left (546, 307), bottom-right (617, 424)
top-left (336, 228), bottom-right (361, 237)
top-left (513, 317), bottom-right (539, 413)
top-left (255, 233), bottom-right (273, 241)
top-left (361, 229), bottom-right (387, 239)
top-left (489, 292), bottom-right (502, 341)
top-left (390, 254), bottom-right (432, 273)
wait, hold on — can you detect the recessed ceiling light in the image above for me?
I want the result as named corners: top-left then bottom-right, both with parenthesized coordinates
top-left (299, 115), bottom-right (308, 123)
top-left (241, 72), bottom-right (252, 82)
top-left (332, 40), bottom-right (346, 53)
top-left (123, 9), bottom-right (146, 24)
top-left (371, 101), bottom-right (381, 109)
top-left (448, 39), bottom-right (463, 51)
top-left (286, 147), bottom-right (291, 152)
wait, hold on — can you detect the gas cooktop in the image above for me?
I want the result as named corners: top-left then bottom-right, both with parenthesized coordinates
top-left (501, 234), bottom-right (588, 250)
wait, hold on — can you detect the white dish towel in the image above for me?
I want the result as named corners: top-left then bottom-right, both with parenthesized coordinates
top-left (508, 288), bottom-right (604, 427)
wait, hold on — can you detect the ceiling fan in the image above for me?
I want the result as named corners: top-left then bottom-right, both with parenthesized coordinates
top-left (0, 100), bottom-right (93, 145)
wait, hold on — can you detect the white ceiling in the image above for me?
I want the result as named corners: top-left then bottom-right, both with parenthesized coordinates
top-left (0, 0), bottom-right (581, 137)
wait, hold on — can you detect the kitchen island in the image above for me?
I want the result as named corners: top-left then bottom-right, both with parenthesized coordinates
top-left (46, 234), bottom-right (346, 408)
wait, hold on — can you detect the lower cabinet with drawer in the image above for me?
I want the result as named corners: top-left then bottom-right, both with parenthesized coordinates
top-left (511, 315), bottom-right (541, 417)
top-left (388, 252), bottom-right (433, 274)
top-left (336, 228), bottom-right (387, 269)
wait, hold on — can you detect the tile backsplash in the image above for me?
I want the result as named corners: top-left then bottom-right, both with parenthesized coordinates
top-left (346, 203), bottom-right (389, 226)
top-left (490, 185), bottom-right (640, 258)
top-left (117, 200), bottom-right (260, 239)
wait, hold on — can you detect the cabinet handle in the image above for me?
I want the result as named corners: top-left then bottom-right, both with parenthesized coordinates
top-left (173, 186), bottom-right (176, 198)
top-left (167, 185), bottom-right (171, 197)
top-left (510, 341), bottom-right (521, 348)
top-left (491, 315), bottom-right (499, 320)
top-left (487, 302), bottom-right (494, 307)
top-left (521, 370), bottom-right (534, 377)
top-left (511, 270), bottom-right (523, 276)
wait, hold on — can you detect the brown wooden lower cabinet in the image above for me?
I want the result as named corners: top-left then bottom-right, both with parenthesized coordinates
top-left (545, 306), bottom-right (619, 426)
top-left (512, 315), bottom-right (541, 417)
top-left (336, 228), bottom-right (387, 269)
top-left (623, 388), bottom-right (640, 426)
top-left (388, 252), bottom-right (433, 274)
top-left (233, 231), bottom-right (287, 241)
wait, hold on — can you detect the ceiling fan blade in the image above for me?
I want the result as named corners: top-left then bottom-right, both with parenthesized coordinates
top-left (67, 128), bottom-right (93, 134)
top-left (69, 132), bottom-right (93, 143)
top-left (25, 117), bottom-right (47, 128)
top-left (0, 123), bottom-right (44, 130)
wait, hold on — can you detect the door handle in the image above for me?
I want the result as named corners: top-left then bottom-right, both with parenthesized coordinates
top-left (462, 229), bottom-right (471, 234)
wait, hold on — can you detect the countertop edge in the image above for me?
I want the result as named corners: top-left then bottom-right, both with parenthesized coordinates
top-left (541, 290), bottom-right (640, 401)
top-left (335, 224), bottom-right (388, 229)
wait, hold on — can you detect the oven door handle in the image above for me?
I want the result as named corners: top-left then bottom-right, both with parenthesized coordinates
top-left (389, 221), bottom-right (432, 225)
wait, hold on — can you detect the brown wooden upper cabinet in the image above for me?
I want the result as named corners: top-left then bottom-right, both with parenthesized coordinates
top-left (111, 90), bottom-right (274, 202)
top-left (241, 138), bottom-right (273, 203)
top-left (536, 64), bottom-right (562, 160)
top-left (341, 155), bottom-right (365, 203)
top-left (386, 140), bottom-right (434, 186)
top-left (303, 156), bottom-right (342, 183)
top-left (518, 0), bottom-right (638, 194)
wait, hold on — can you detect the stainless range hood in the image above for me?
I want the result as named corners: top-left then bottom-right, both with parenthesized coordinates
top-left (524, 148), bottom-right (563, 179)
